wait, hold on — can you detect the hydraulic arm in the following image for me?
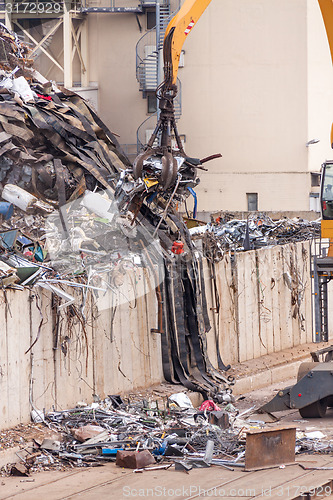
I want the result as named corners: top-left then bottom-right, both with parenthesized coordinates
top-left (133, 0), bottom-right (220, 191)
top-left (318, 0), bottom-right (333, 149)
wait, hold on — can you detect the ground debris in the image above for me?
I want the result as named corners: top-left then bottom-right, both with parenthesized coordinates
top-left (10, 463), bottom-right (29, 477)
top-left (1, 391), bottom-right (333, 477)
top-left (0, 394), bottom-right (253, 475)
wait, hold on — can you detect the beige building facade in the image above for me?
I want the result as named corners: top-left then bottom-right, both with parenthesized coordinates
top-left (9, 0), bottom-right (333, 214)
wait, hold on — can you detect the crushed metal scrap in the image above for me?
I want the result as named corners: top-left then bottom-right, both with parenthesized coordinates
top-left (190, 213), bottom-right (320, 261)
top-left (4, 393), bottom-right (332, 476)
top-left (0, 24), bottom-right (232, 402)
top-left (1, 395), bottom-right (254, 475)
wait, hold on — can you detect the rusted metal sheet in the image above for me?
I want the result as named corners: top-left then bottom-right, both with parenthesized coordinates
top-left (245, 426), bottom-right (296, 471)
top-left (116, 450), bottom-right (155, 469)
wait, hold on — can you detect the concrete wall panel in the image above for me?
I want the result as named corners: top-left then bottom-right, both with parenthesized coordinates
top-left (211, 241), bottom-right (314, 365)
top-left (215, 255), bottom-right (239, 366)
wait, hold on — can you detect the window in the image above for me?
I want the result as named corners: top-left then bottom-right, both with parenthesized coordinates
top-left (247, 193), bottom-right (258, 211)
top-left (147, 10), bottom-right (156, 30)
top-left (321, 162), bottom-right (333, 218)
top-left (147, 93), bottom-right (157, 114)
top-left (311, 172), bottom-right (321, 187)
top-left (309, 192), bottom-right (320, 212)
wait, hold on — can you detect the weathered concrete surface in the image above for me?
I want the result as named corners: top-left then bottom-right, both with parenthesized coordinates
top-left (0, 268), bottom-right (163, 429)
top-left (205, 241), bottom-right (315, 368)
top-left (229, 341), bottom-right (328, 395)
top-left (1, 454), bottom-right (333, 499)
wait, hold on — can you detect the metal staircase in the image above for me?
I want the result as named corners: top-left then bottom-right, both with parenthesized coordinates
top-left (30, 19), bottom-right (58, 60)
top-left (136, 1), bottom-right (171, 95)
top-left (135, 0), bottom-right (182, 154)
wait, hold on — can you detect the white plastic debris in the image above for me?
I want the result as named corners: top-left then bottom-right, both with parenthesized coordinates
top-left (0, 261), bottom-right (15, 274)
top-left (29, 69), bottom-right (49, 85)
top-left (11, 76), bottom-right (34, 103)
top-left (76, 401), bottom-right (88, 408)
top-left (188, 224), bottom-right (210, 236)
top-left (2, 184), bottom-right (53, 213)
top-left (169, 392), bottom-right (194, 408)
top-left (305, 431), bottom-right (326, 439)
top-left (81, 190), bottom-right (115, 222)
top-left (2, 184), bottom-right (37, 212)
top-left (38, 281), bottom-right (75, 310)
top-left (0, 66), bottom-right (19, 91)
top-left (31, 409), bottom-right (45, 423)
top-left (133, 255), bottom-right (141, 265)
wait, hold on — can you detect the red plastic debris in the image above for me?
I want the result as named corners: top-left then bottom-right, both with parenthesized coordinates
top-left (171, 240), bottom-right (184, 254)
top-left (36, 94), bottom-right (52, 101)
top-left (199, 400), bottom-right (221, 412)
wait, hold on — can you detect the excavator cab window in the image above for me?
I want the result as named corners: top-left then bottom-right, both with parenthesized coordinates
top-left (321, 162), bottom-right (333, 219)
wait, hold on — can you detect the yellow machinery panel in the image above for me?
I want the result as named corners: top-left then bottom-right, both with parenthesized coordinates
top-left (321, 219), bottom-right (333, 238)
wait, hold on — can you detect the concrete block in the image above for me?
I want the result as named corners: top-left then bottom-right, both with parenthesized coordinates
top-left (270, 361), bottom-right (301, 385)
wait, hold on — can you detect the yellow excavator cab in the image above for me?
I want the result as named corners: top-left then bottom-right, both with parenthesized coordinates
top-left (321, 162), bottom-right (333, 253)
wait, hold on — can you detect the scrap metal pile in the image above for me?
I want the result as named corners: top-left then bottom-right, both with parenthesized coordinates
top-left (0, 24), bottom-right (232, 400)
top-left (4, 394), bottom-right (251, 475)
top-left (0, 47), bottom-right (135, 289)
top-left (191, 213), bottom-right (321, 261)
top-left (5, 393), bottom-right (333, 477)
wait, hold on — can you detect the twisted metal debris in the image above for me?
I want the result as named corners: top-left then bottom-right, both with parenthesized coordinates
top-left (5, 395), bottom-right (249, 474)
top-left (190, 213), bottom-right (321, 261)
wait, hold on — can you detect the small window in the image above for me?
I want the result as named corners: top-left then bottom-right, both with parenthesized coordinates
top-left (309, 192), bottom-right (320, 212)
top-left (147, 10), bottom-right (156, 30)
top-left (311, 172), bottom-right (321, 187)
top-left (147, 93), bottom-right (157, 114)
top-left (247, 193), bottom-right (258, 211)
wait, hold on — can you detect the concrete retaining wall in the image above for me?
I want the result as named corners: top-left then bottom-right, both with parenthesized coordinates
top-left (0, 268), bottom-right (163, 429)
top-left (204, 241), bottom-right (313, 366)
top-left (0, 241), bottom-right (314, 429)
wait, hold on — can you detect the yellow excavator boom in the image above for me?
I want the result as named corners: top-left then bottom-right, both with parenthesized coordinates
top-left (318, 0), bottom-right (333, 63)
top-left (318, 0), bottom-right (333, 147)
top-left (164, 0), bottom-right (212, 85)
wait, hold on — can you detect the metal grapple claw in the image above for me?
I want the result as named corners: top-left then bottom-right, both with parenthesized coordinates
top-left (161, 153), bottom-right (178, 189)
